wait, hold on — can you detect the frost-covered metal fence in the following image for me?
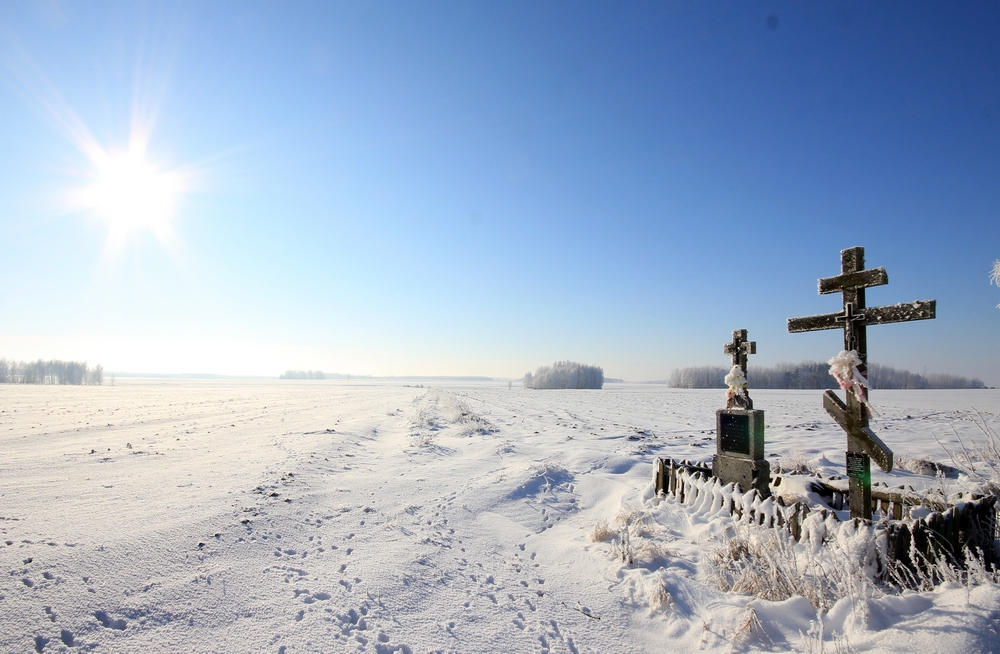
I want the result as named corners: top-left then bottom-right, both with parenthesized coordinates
top-left (654, 458), bottom-right (838, 541)
top-left (654, 457), bottom-right (998, 580)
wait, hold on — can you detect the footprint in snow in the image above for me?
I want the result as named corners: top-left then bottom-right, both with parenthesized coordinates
top-left (94, 610), bottom-right (127, 630)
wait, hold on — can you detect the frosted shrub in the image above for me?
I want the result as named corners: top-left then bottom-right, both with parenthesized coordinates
top-left (595, 506), bottom-right (674, 565)
top-left (705, 505), bottom-right (997, 612)
top-left (409, 433), bottom-right (434, 448)
top-left (938, 410), bottom-right (1000, 498)
top-left (608, 505), bottom-right (653, 537)
top-left (611, 520), bottom-right (635, 566)
top-left (884, 540), bottom-right (1000, 592)
top-left (440, 393), bottom-right (496, 436)
top-left (646, 580), bottom-right (672, 613)
top-left (992, 260), bottom-right (1000, 308)
top-left (589, 519), bottom-right (613, 543)
top-left (779, 450), bottom-right (814, 474)
top-left (704, 519), bottom-right (883, 613)
top-left (732, 608), bottom-right (771, 650)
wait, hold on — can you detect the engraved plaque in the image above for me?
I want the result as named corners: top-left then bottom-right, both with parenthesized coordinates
top-left (719, 413), bottom-right (751, 455)
top-left (846, 451), bottom-right (870, 480)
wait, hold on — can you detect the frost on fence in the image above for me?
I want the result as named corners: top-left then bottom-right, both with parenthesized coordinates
top-left (657, 463), bottom-right (999, 595)
top-left (668, 468), bottom-right (836, 543)
top-left (523, 361), bottom-right (604, 389)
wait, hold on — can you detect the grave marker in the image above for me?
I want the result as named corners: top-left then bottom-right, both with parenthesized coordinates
top-left (788, 246), bottom-right (936, 520)
top-left (723, 329), bottom-right (756, 410)
top-left (713, 329), bottom-right (770, 497)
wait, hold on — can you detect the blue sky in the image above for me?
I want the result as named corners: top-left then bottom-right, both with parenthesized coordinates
top-left (1, 2), bottom-right (998, 383)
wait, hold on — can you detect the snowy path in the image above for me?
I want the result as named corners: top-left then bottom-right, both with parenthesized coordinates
top-left (2, 381), bottom-right (999, 652)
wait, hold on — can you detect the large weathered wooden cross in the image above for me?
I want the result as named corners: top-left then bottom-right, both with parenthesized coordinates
top-left (787, 246), bottom-right (936, 520)
top-left (724, 329), bottom-right (756, 409)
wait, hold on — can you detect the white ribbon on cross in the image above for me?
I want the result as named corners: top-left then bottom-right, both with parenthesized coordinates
top-left (827, 350), bottom-right (877, 417)
top-left (724, 365), bottom-right (748, 404)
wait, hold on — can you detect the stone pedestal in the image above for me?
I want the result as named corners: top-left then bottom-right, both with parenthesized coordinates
top-left (712, 408), bottom-right (770, 498)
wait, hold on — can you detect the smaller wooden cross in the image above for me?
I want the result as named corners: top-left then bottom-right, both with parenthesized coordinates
top-left (724, 329), bottom-right (756, 409)
top-left (725, 329), bottom-right (756, 375)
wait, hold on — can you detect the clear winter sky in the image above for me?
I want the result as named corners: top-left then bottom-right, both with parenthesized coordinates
top-left (1, 2), bottom-right (998, 383)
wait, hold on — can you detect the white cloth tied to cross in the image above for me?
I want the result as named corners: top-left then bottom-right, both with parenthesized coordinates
top-left (827, 349), bottom-right (877, 417)
top-left (724, 365), bottom-right (748, 403)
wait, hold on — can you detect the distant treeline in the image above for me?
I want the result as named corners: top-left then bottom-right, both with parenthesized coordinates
top-left (280, 370), bottom-right (326, 380)
top-left (669, 362), bottom-right (985, 390)
top-left (524, 361), bottom-right (604, 389)
top-left (0, 359), bottom-right (103, 385)
top-left (278, 371), bottom-right (496, 382)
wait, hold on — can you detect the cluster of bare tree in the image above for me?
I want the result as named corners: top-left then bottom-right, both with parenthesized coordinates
top-left (279, 370), bottom-right (326, 380)
top-left (668, 366), bottom-right (732, 389)
top-left (0, 359), bottom-right (103, 385)
top-left (523, 361), bottom-right (604, 389)
top-left (866, 364), bottom-right (985, 389)
top-left (669, 362), bottom-right (984, 390)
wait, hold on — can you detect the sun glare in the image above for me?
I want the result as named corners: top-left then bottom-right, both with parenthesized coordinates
top-left (80, 148), bottom-right (182, 247)
top-left (6, 52), bottom-right (189, 250)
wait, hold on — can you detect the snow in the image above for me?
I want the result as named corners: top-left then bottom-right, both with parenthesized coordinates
top-left (1, 381), bottom-right (999, 653)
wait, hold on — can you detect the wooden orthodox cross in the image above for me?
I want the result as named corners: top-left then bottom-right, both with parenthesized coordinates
top-left (724, 329), bottom-right (756, 409)
top-left (787, 246), bottom-right (936, 520)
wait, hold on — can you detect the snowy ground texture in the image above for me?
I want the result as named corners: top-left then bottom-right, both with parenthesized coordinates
top-left (2, 381), bottom-right (999, 653)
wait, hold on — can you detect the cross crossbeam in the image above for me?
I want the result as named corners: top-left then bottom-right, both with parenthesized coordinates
top-left (818, 267), bottom-right (888, 295)
top-left (787, 300), bottom-right (936, 334)
top-left (823, 390), bottom-right (893, 472)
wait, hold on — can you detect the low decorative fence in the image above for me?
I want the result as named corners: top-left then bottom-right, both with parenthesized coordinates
top-left (654, 457), bottom-right (998, 575)
top-left (806, 478), bottom-right (941, 519)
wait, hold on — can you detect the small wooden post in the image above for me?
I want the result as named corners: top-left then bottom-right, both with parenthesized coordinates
top-left (789, 504), bottom-right (801, 542)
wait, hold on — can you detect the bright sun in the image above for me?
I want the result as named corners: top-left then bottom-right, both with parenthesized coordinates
top-left (81, 149), bottom-right (182, 247)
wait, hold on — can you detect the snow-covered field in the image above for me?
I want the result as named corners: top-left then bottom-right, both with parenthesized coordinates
top-left (2, 381), bottom-right (999, 653)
